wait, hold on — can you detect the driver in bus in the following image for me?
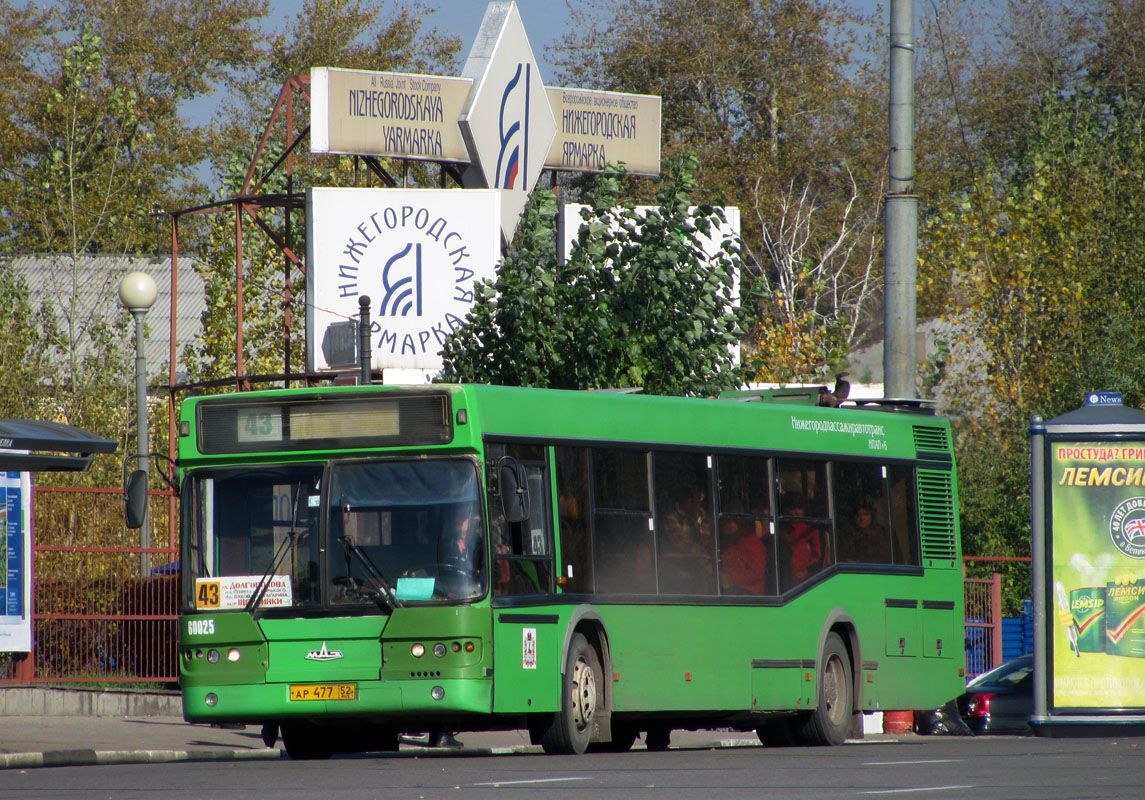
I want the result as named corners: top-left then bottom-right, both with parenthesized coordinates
top-left (437, 508), bottom-right (484, 599)
top-left (450, 511), bottom-right (482, 563)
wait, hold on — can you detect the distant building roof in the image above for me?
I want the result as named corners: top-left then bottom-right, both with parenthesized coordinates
top-left (2, 254), bottom-right (205, 384)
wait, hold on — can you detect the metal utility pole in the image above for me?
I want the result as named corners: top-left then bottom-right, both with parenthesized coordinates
top-left (359, 295), bottom-right (373, 385)
top-left (118, 271), bottom-right (158, 574)
top-left (884, 0), bottom-right (919, 399)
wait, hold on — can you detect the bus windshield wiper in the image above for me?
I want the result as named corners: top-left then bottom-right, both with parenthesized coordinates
top-left (244, 528), bottom-right (306, 615)
top-left (245, 482), bottom-right (308, 616)
top-left (338, 534), bottom-right (404, 611)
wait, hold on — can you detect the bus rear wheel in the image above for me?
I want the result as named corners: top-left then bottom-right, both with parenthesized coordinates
top-left (539, 632), bottom-right (600, 755)
top-left (794, 631), bottom-right (853, 746)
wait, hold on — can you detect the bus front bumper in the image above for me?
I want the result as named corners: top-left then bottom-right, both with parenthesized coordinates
top-left (182, 678), bottom-right (493, 723)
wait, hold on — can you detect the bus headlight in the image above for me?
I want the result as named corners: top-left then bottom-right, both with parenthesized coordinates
top-left (411, 643), bottom-right (426, 658)
top-left (433, 643), bottom-right (447, 658)
top-left (431, 686), bottom-right (445, 701)
top-left (227, 648), bottom-right (241, 663)
top-left (206, 649), bottom-right (220, 664)
top-left (205, 693), bottom-right (218, 707)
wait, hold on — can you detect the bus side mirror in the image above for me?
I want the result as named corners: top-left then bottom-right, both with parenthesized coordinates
top-left (125, 469), bottom-right (149, 529)
top-left (498, 458), bottom-right (531, 523)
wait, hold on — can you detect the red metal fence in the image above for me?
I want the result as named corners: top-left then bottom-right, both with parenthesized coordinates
top-left (964, 572), bottom-right (1003, 677)
top-left (0, 486), bottom-right (177, 684)
top-left (963, 556), bottom-right (1033, 678)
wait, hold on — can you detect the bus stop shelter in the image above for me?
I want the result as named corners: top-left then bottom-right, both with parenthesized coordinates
top-left (1031, 393), bottom-right (1145, 736)
top-left (0, 419), bottom-right (117, 472)
top-left (0, 419), bottom-right (117, 655)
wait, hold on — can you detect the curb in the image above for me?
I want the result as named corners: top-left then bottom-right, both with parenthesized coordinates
top-left (0, 687), bottom-right (181, 718)
top-left (0, 747), bottom-right (283, 770)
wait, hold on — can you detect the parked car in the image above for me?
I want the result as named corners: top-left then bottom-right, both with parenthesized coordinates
top-left (957, 653), bottom-right (1033, 735)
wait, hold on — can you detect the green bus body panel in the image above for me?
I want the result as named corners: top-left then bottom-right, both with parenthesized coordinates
top-left (180, 607), bottom-right (495, 723)
top-left (260, 617), bottom-right (387, 683)
top-left (183, 679), bottom-right (493, 723)
top-left (175, 383), bottom-right (965, 729)
top-left (181, 613), bottom-right (269, 688)
top-left (492, 609), bottom-right (563, 713)
top-left (885, 604), bottom-right (919, 658)
top-left (922, 604), bottom-right (956, 659)
top-left (467, 386), bottom-right (929, 461)
top-left (597, 572), bottom-right (963, 715)
top-left (751, 665), bottom-right (809, 711)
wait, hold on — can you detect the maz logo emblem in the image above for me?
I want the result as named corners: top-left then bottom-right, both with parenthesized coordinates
top-left (305, 642), bottom-right (344, 661)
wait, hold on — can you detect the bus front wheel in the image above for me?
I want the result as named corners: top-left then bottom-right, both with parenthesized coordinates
top-left (794, 631), bottom-right (853, 746)
top-left (539, 632), bottom-right (600, 755)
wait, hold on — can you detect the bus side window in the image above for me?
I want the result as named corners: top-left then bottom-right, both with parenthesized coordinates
top-left (775, 459), bottom-right (833, 592)
top-left (555, 446), bottom-right (593, 593)
top-left (487, 442), bottom-right (554, 596)
top-left (716, 454), bottom-right (776, 596)
top-left (591, 448), bottom-right (655, 594)
top-left (832, 462), bottom-right (893, 565)
top-left (654, 451), bottom-right (717, 595)
top-left (888, 466), bottom-right (921, 566)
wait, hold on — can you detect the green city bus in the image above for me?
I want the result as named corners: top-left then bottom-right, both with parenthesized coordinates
top-left (171, 382), bottom-right (964, 758)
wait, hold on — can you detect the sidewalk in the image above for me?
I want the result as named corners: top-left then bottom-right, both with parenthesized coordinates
top-left (0, 687), bottom-right (781, 769)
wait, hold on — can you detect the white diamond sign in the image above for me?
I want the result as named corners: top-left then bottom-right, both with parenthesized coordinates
top-left (458, 1), bottom-right (557, 245)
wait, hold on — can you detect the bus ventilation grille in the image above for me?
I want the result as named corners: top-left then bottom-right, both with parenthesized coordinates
top-left (912, 425), bottom-right (950, 454)
top-left (917, 468), bottom-right (957, 564)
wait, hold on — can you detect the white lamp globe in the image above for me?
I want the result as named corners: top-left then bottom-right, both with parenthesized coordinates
top-left (118, 271), bottom-right (158, 311)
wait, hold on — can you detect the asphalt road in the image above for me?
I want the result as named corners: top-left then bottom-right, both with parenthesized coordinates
top-left (0, 735), bottom-right (1141, 800)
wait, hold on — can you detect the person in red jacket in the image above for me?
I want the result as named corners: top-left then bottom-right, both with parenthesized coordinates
top-left (780, 495), bottom-right (825, 587)
top-left (720, 519), bottom-right (771, 595)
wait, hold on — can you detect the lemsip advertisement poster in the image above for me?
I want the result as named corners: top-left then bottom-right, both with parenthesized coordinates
top-left (1051, 441), bottom-right (1145, 710)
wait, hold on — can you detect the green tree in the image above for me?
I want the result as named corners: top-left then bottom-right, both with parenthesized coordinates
top-left (551, 0), bottom-right (887, 381)
top-left (439, 158), bottom-right (750, 396)
top-left (0, 264), bottom-right (54, 419)
top-left (0, 258), bottom-right (134, 487)
top-left (921, 81), bottom-right (1145, 607)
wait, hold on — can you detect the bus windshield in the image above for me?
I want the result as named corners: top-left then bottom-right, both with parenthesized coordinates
top-left (186, 458), bottom-right (486, 611)
top-left (328, 459), bottom-right (486, 605)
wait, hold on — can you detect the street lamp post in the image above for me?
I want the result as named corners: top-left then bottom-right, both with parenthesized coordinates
top-left (118, 271), bottom-right (158, 574)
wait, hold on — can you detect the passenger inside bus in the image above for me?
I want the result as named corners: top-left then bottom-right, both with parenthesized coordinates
top-left (656, 475), bottom-right (716, 594)
top-left (778, 494), bottom-right (828, 589)
top-left (593, 521), bottom-right (656, 594)
top-left (718, 517), bottom-right (772, 595)
top-left (838, 500), bottom-right (891, 563)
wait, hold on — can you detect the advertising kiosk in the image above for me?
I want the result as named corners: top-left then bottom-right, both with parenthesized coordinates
top-left (1031, 392), bottom-right (1145, 736)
